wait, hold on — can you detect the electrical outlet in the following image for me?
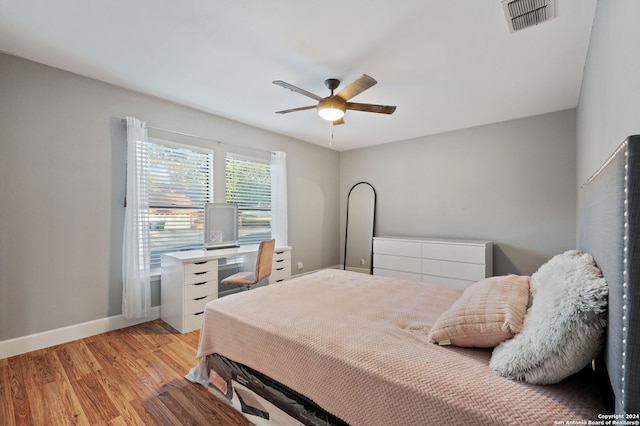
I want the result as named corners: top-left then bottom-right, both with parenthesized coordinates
top-left (297, 261), bottom-right (303, 270)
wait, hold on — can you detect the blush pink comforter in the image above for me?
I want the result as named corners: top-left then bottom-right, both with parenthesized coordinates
top-left (195, 269), bottom-right (604, 425)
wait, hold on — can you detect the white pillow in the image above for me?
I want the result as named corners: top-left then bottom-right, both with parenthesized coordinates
top-left (489, 250), bottom-right (608, 385)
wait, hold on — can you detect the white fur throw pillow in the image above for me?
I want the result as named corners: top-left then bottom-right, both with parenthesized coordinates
top-left (489, 250), bottom-right (608, 385)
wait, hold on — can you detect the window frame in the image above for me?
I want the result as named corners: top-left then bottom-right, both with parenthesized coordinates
top-left (225, 152), bottom-right (272, 246)
top-left (146, 137), bottom-right (214, 270)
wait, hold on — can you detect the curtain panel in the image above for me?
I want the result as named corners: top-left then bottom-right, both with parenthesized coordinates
top-left (122, 116), bottom-right (151, 319)
top-left (270, 151), bottom-right (288, 246)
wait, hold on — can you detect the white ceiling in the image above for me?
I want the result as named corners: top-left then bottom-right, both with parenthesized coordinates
top-left (0, 0), bottom-right (597, 151)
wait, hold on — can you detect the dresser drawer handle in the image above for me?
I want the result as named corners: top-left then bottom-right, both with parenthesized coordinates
top-left (275, 259), bottom-right (284, 263)
top-left (194, 261), bottom-right (208, 265)
top-left (194, 311), bottom-right (204, 316)
top-left (276, 267), bottom-right (284, 271)
top-left (194, 281), bottom-right (207, 286)
top-left (194, 271), bottom-right (208, 275)
top-left (194, 296), bottom-right (207, 301)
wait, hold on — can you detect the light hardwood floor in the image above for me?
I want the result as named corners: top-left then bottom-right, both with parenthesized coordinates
top-left (0, 319), bottom-right (252, 425)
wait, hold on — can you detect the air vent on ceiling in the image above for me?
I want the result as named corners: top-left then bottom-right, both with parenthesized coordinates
top-left (502, 0), bottom-right (556, 33)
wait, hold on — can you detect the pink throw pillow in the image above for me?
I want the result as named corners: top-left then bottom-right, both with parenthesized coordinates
top-left (428, 275), bottom-right (530, 348)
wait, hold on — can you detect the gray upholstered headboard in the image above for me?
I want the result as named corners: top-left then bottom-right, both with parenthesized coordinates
top-left (579, 135), bottom-right (640, 414)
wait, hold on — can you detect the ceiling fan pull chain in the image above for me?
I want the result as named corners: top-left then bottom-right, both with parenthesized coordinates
top-left (329, 121), bottom-right (334, 147)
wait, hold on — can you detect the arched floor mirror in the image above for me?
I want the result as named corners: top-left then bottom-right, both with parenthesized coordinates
top-left (344, 182), bottom-right (376, 274)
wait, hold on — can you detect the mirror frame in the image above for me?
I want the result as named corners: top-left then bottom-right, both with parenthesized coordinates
top-left (344, 181), bottom-right (377, 274)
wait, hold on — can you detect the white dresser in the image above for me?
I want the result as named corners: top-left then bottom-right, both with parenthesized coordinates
top-left (161, 245), bottom-right (292, 333)
top-left (373, 236), bottom-right (492, 288)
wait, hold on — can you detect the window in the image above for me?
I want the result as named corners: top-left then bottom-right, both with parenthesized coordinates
top-left (225, 153), bottom-right (272, 245)
top-left (146, 139), bottom-right (213, 268)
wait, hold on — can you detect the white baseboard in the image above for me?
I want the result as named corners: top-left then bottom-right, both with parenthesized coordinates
top-left (290, 265), bottom-right (342, 279)
top-left (0, 306), bottom-right (161, 359)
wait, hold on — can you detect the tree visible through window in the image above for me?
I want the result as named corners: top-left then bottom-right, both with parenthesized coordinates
top-left (225, 153), bottom-right (272, 245)
top-left (147, 139), bottom-right (213, 268)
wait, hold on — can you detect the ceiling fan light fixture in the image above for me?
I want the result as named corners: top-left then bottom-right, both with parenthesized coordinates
top-left (317, 97), bottom-right (346, 121)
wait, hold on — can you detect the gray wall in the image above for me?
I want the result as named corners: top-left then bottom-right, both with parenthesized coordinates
top-left (0, 53), bottom-right (340, 341)
top-left (341, 110), bottom-right (577, 276)
top-left (576, 0), bottom-right (640, 185)
top-left (4, 0), bottom-right (637, 343)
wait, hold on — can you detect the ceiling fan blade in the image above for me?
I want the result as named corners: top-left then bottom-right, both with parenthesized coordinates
top-left (346, 102), bottom-right (396, 114)
top-left (336, 74), bottom-right (377, 101)
top-left (275, 105), bottom-right (317, 114)
top-left (273, 80), bottom-right (323, 101)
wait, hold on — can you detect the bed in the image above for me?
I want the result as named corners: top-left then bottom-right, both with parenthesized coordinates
top-left (187, 135), bottom-right (640, 425)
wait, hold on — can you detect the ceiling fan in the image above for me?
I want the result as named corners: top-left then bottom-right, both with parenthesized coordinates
top-left (273, 74), bottom-right (396, 125)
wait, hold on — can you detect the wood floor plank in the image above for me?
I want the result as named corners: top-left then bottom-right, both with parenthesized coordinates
top-left (0, 364), bottom-right (16, 424)
top-left (141, 392), bottom-right (185, 425)
top-left (127, 396), bottom-right (161, 426)
top-left (0, 320), bottom-right (252, 426)
top-left (162, 340), bottom-right (200, 371)
top-left (20, 354), bottom-right (49, 425)
top-left (170, 380), bottom-right (250, 425)
top-left (55, 340), bottom-right (101, 381)
top-left (68, 374), bottom-right (119, 424)
top-left (136, 350), bottom-right (186, 389)
top-left (6, 356), bottom-right (33, 425)
top-left (41, 380), bottom-right (89, 426)
top-left (26, 351), bottom-right (56, 387)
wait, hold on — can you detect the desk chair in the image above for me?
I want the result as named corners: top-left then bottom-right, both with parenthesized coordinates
top-left (221, 239), bottom-right (275, 291)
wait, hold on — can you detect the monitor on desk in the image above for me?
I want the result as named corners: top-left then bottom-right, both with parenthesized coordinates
top-left (204, 203), bottom-right (239, 249)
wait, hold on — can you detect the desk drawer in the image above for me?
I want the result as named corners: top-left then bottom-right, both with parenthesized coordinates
top-left (185, 260), bottom-right (218, 274)
top-left (273, 250), bottom-right (291, 262)
top-left (184, 280), bottom-right (216, 299)
top-left (185, 269), bottom-right (217, 285)
top-left (270, 267), bottom-right (290, 283)
top-left (184, 294), bottom-right (216, 315)
top-left (183, 312), bottom-right (205, 333)
top-left (272, 257), bottom-right (291, 270)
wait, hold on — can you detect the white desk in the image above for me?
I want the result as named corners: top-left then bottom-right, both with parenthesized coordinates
top-left (161, 245), bottom-right (292, 333)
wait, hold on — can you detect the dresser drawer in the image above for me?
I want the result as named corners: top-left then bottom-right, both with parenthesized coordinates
top-left (374, 268), bottom-right (422, 282)
top-left (422, 258), bottom-right (487, 282)
top-left (374, 239), bottom-right (421, 257)
top-left (184, 280), bottom-right (216, 299)
top-left (184, 294), bottom-right (216, 315)
top-left (421, 242), bottom-right (486, 264)
top-left (185, 269), bottom-right (217, 285)
top-left (422, 274), bottom-right (475, 289)
top-left (374, 253), bottom-right (421, 274)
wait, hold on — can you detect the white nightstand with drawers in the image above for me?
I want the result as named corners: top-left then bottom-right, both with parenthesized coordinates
top-left (161, 245), bottom-right (292, 333)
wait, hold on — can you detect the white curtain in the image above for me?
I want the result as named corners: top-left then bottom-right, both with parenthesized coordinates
top-left (271, 151), bottom-right (288, 246)
top-left (122, 116), bottom-right (151, 319)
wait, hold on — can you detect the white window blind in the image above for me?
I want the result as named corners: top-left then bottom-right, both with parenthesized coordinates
top-left (225, 153), bottom-right (272, 245)
top-left (146, 139), bottom-right (213, 268)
